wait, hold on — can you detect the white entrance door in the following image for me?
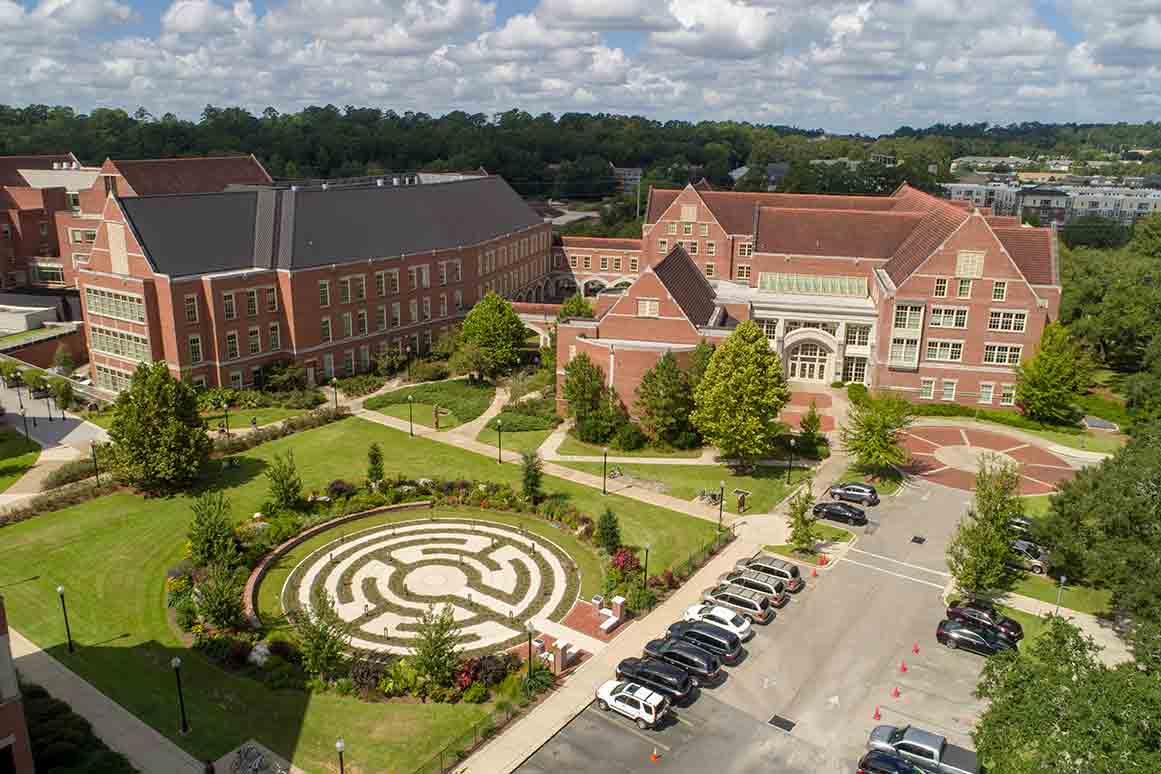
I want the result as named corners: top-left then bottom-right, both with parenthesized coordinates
top-left (787, 342), bottom-right (830, 382)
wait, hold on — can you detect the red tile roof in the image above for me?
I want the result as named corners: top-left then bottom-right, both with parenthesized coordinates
top-left (561, 236), bottom-right (642, 251)
top-left (0, 154), bottom-right (78, 187)
top-left (755, 207), bottom-right (924, 259)
top-left (992, 226), bottom-right (1057, 285)
top-left (110, 155), bottom-right (272, 195)
top-left (880, 185), bottom-right (971, 285)
top-left (986, 216), bottom-right (1021, 227)
top-left (652, 245), bottom-right (716, 326)
top-left (647, 187), bottom-right (898, 235)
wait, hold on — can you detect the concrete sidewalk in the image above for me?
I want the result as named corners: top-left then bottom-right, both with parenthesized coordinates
top-left (9, 629), bottom-right (203, 774)
top-left (1001, 591), bottom-right (1132, 665)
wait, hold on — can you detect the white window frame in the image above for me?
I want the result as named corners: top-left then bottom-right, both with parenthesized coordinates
top-left (629, 257), bottom-right (639, 272)
top-left (929, 307), bottom-right (968, 329)
top-left (956, 278), bottom-right (972, 298)
top-left (184, 295), bottom-right (199, 323)
top-left (978, 382), bottom-right (995, 404)
top-left (740, 242), bottom-right (754, 257)
top-left (1000, 384), bottom-right (1016, 406)
top-left (736, 264), bottom-right (751, 280)
top-left (992, 281), bottom-right (1007, 301)
top-left (893, 304), bottom-right (924, 331)
top-left (319, 280), bottom-right (330, 307)
top-left (934, 278), bottom-right (948, 298)
top-left (925, 339), bottom-right (964, 362)
top-left (268, 322), bottom-right (281, 351)
top-left (889, 336), bottom-right (920, 368)
top-left (225, 331), bottom-right (239, 360)
top-left (248, 326), bottom-right (261, 355)
top-left (941, 379), bottom-right (958, 401)
top-left (984, 343), bottom-right (1023, 366)
top-left (919, 378), bottom-right (935, 400)
top-left (188, 335), bottom-right (203, 364)
top-left (321, 317), bottom-right (332, 343)
top-left (637, 298), bottom-right (660, 317)
top-left (223, 292), bottom-right (236, 321)
top-left (987, 309), bottom-right (1028, 333)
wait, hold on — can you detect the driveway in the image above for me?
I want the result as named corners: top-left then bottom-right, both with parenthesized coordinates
top-left (0, 380), bottom-right (107, 452)
top-left (518, 480), bottom-right (988, 773)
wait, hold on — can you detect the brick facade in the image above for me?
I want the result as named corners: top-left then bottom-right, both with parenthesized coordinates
top-left (0, 597), bottom-right (35, 774)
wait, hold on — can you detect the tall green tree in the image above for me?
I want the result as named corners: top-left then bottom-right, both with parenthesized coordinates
top-left (294, 591), bottom-right (352, 679)
top-left (687, 340), bottom-right (715, 392)
top-left (52, 344), bottom-right (74, 374)
top-left (1130, 212), bottom-right (1161, 258)
top-left (786, 480), bottom-right (819, 554)
top-left (839, 393), bottom-right (913, 475)
top-left (946, 456), bottom-right (1022, 597)
top-left (366, 442), bottom-right (384, 484)
top-left (521, 451), bottom-right (543, 503)
top-left (634, 352), bottom-right (696, 447)
top-left (108, 361), bottom-right (211, 491)
top-left (595, 508), bottom-right (621, 554)
top-left (1061, 214), bottom-right (1130, 249)
top-left (266, 450), bottom-right (303, 509)
top-left (197, 563), bottom-right (245, 629)
top-left (1016, 322), bottom-right (1092, 425)
top-left (798, 400), bottom-right (822, 445)
top-left (187, 492), bottom-right (237, 568)
top-left (49, 377), bottom-right (73, 411)
top-left (692, 320), bottom-right (790, 467)
top-left (459, 292), bottom-right (527, 379)
top-left (411, 603), bottom-right (462, 688)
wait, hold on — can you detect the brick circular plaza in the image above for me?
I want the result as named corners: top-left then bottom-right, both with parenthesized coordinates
top-left (900, 426), bottom-right (1078, 494)
top-left (281, 518), bottom-right (578, 656)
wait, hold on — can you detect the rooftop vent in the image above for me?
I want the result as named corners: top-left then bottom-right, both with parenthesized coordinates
top-left (392, 177), bottom-right (400, 186)
top-left (321, 183), bottom-right (328, 191)
top-left (376, 179), bottom-right (384, 187)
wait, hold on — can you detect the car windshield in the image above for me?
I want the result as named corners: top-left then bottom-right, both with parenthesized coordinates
top-left (757, 596), bottom-right (770, 609)
top-left (889, 727), bottom-right (908, 744)
top-left (611, 683), bottom-right (626, 696)
top-left (787, 565), bottom-right (799, 578)
top-left (730, 613), bottom-right (746, 626)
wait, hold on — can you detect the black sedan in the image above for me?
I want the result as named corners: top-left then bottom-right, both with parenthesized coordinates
top-left (936, 619), bottom-right (1017, 656)
top-left (946, 600), bottom-right (1024, 641)
top-left (857, 750), bottom-right (923, 774)
top-left (642, 638), bottom-right (722, 686)
top-left (812, 500), bottom-right (868, 526)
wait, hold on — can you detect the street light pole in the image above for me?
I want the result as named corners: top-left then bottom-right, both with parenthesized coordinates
top-left (526, 620), bottom-right (534, 681)
top-left (20, 408), bottom-right (29, 440)
top-left (643, 544), bottom-right (650, 589)
top-left (407, 394), bottom-right (414, 437)
top-left (497, 419), bottom-right (503, 463)
top-left (44, 394), bottom-right (53, 422)
top-left (602, 446), bottom-right (608, 495)
top-left (1055, 575), bottom-right (1067, 615)
top-left (57, 586), bottom-right (74, 654)
top-left (223, 402), bottom-right (230, 436)
top-left (91, 441), bottom-right (100, 485)
top-left (787, 438), bottom-right (796, 484)
top-left (406, 345), bottom-right (412, 382)
top-left (718, 479), bottom-right (725, 533)
top-left (171, 657), bottom-right (189, 734)
top-left (335, 739), bottom-right (345, 774)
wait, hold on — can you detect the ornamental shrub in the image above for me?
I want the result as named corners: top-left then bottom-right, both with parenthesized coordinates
top-left (463, 681), bottom-right (489, 703)
top-left (610, 547), bottom-right (641, 574)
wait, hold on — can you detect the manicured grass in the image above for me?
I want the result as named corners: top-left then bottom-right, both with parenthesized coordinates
top-left (0, 417), bottom-right (713, 769)
top-left (556, 433), bottom-right (702, 459)
top-left (763, 523), bottom-right (854, 560)
top-left (997, 606), bottom-right (1049, 644)
top-left (1012, 573), bottom-right (1113, 616)
top-left (839, 464), bottom-right (904, 496)
top-left (202, 406), bottom-right (306, 429)
top-left (256, 505), bottom-right (603, 631)
top-left (0, 426), bottom-right (40, 493)
top-left (365, 380), bottom-right (495, 428)
top-left (1023, 426), bottom-right (1125, 454)
top-left (476, 426), bottom-right (553, 456)
top-left (80, 411), bottom-right (112, 429)
top-left (1076, 391), bottom-right (1131, 427)
top-left (378, 402), bottom-right (463, 429)
top-left (1022, 495), bottom-right (1053, 519)
top-left (556, 461), bottom-right (810, 515)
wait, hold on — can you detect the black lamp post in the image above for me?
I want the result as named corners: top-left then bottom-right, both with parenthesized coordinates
top-left (642, 543), bottom-right (651, 589)
top-left (717, 479), bottom-right (725, 533)
top-left (787, 438), bottom-right (796, 484)
top-left (332, 378), bottom-right (339, 411)
top-left (171, 657), bottom-right (189, 734)
top-left (19, 408), bottom-right (29, 440)
top-left (91, 441), bottom-right (100, 485)
top-left (44, 393), bottom-right (53, 422)
top-left (405, 344), bottom-right (412, 382)
top-left (57, 586), bottom-right (74, 654)
top-left (335, 739), bottom-right (345, 774)
top-left (526, 620), bottom-right (535, 681)
top-left (222, 401), bottom-right (230, 436)
top-left (602, 446), bottom-right (608, 495)
top-left (15, 380), bottom-right (23, 409)
top-left (407, 394), bottom-right (414, 437)
top-left (497, 418), bottom-right (503, 463)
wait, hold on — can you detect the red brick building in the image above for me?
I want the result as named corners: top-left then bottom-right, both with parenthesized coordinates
top-left (0, 596), bottom-right (34, 774)
top-left (555, 183), bottom-right (1060, 410)
top-left (78, 176), bottom-right (551, 392)
top-left (0, 153), bottom-right (81, 290)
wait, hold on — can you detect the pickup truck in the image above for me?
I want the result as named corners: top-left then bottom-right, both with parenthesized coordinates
top-left (867, 724), bottom-right (979, 774)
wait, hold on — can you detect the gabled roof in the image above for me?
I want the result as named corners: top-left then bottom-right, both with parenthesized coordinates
top-left (110, 154), bottom-right (272, 195)
top-left (646, 186), bottom-right (897, 234)
top-left (755, 207), bottom-right (924, 259)
top-left (560, 236), bottom-right (642, 251)
top-left (652, 245), bottom-right (716, 326)
top-left (0, 154), bottom-right (78, 187)
top-left (880, 185), bottom-right (971, 285)
top-left (118, 176), bottom-right (542, 278)
top-left (992, 226), bottom-right (1057, 285)
top-left (986, 216), bottom-right (1021, 228)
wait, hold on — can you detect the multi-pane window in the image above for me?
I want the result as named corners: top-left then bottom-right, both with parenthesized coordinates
top-left (929, 307), bottom-right (968, 328)
top-left (956, 250), bottom-right (984, 278)
top-left (987, 310), bottom-right (1027, 332)
top-left (409, 299), bottom-right (418, 323)
top-left (225, 332), bottom-right (239, 360)
top-left (248, 326), bottom-right (261, 355)
top-left (321, 317), bottom-right (332, 343)
top-left (926, 339), bottom-right (964, 362)
top-left (613, 256), bottom-right (622, 271)
top-left (319, 280), bottom-right (330, 307)
top-left (267, 287), bottom-right (278, 312)
top-left (391, 302), bottom-right (401, 327)
top-left (667, 223), bottom-right (677, 235)
top-left (420, 265), bottom-right (430, 288)
top-left (408, 267), bottom-right (418, 290)
top-left (978, 383), bottom-right (995, 404)
top-left (439, 263), bottom-right (448, 286)
top-left (957, 278), bottom-right (972, 298)
top-left (422, 297), bottom-right (431, 321)
top-left (90, 325), bottom-right (150, 361)
top-left (439, 295), bottom-right (448, 318)
top-left (845, 324), bottom-right (871, 346)
top-left (737, 264), bottom-right (751, 280)
top-left (223, 293), bottom-right (237, 320)
top-left (600, 256), bottom-right (609, 271)
top-left (569, 254), bottom-right (579, 269)
top-left (184, 295), bottom-right (198, 323)
top-left (375, 271), bottom-right (386, 297)
top-left (637, 299), bottom-right (659, 317)
top-left (992, 281), bottom-right (1007, 301)
top-left (658, 239), bottom-right (668, 253)
top-left (629, 257), bottom-right (639, 272)
top-left (689, 242), bottom-right (699, 256)
top-left (704, 263), bottom-right (715, 278)
top-left (1000, 384), bottom-right (1016, 406)
top-left (699, 223), bottom-right (709, 236)
top-left (919, 378), bottom-right (935, 400)
top-left (454, 290), bottom-right (463, 311)
top-left (94, 364), bottom-right (133, 392)
top-left (357, 310), bottom-right (368, 335)
top-left (230, 371), bottom-right (244, 389)
top-left (707, 242), bottom-right (716, 256)
top-left (342, 312), bottom-right (353, 338)
top-left (889, 337), bottom-right (920, 366)
top-left (582, 256), bottom-right (592, 270)
top-left (740, 243), bottom-right (754, 257)
top-left (376, 306), bottom-right (387, 331)
top-left (245, 289), bottom-right (258, 317)
top-left (984, 344), bottom-right (1023, 365)
top-left (934, 278), bottom-right (948, 297)
top-left (85, 288), bottom-right (145, 322)
top-left (269, 323), bottom-right (281, 351)
top-left (842, 357), bottom-right (867, 384)
top-left (339, 278), bottom-right (352, 304)
top-left (188, 336), bottom-right (202, 364)
top-left (351, 276), bottom-right (364, 301)
top-left (344, 350), bottom-right (355, 376)
top-left (683, 223), bottom-right (693, 236)
top-left (760, 319), bottom-right (778, 339)
top-left (941, 380), bottom-right (958, 401)
top-left (452, 261), bottom-right (462, 282)
top-left (893, 304), bottom-right (924, 330)
top-left (388, 271), bottom-right (400, 294)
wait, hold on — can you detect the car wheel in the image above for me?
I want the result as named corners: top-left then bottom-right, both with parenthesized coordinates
top-left (946, 638), bottom-right (958, 650)
top-left (636, 718), bottom-right (648, 730)
top-left (598, 700), bottom-right (610, 711)
top-left (690, 676), bottom-right (700, 687)
top-left (1032, 565), bottom-right (1045, 575)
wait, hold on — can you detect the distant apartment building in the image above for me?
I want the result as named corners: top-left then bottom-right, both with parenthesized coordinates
top-left (945, 182), bottom-right (1161, 226)
top-left (554, 183), bottom-right (1059, 410)
top-left (610, 164), bottom-right (643, 193)
top-left (950, 156), bottom-right (1033, 171)
top-left (0, 596), bottom-right (34, 774)
top-left (78, 176), bottom-right (551, 393)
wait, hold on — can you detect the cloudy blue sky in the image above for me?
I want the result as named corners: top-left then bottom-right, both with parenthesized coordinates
top-left (3, 0), bottom-right (1160, 134)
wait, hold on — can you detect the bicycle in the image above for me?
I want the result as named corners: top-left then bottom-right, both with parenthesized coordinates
top-left (231, 744), bottom-right (266, 774)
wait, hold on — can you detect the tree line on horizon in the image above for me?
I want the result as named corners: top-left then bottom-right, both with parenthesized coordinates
top-left (3, 103), bottom-right (1161, 197)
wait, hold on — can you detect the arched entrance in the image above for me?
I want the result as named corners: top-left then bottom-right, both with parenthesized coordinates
top-left (786, 341), bottom-right (831, 382)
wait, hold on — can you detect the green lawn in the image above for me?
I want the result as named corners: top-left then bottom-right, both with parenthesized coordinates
top-left (1023, 426), bottom-right (1125, 454)
top-left (556, 433), bottom-right (702, 459)
top-left (556, 461), bottom-right (810, 515)
top-left (764, 523), bottom-right (853, 561)
top-left (0, 417), bottom-right (713, 770)
top-left (1022, 495), bottom-right (1053, 519)
top-left (202, 406), bottom-right (306, 429)
top-left (378, 402), bottom-right (464, 430)
top-left (997, 606), bottom-right (1049, 644)
top-left (1012, 573), bottom-right (1112, 616)
top-left (475, 426), bottom-right (553, 456)
top-left (0, 426), bottom-right (40, 493)
top-left (80, 411), bottom-right (112, 429)
top-left (364, 380), bottom-right (495, 430)
top-left (1076, 391), bottom-right (1131, 427)
top-left (0, 328), bottom-right (56, 347)
top-left (839, 464), bottom-right (904, 496)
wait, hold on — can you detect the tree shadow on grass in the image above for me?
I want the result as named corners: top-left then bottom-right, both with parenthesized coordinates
top-left (190, 456), bottom-right (270, 495)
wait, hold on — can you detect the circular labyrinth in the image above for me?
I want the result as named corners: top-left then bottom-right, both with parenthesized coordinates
top-left (281, 518), bottom-right (579, 656)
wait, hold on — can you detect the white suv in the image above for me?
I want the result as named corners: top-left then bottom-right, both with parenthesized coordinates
top-left (595, 680), bottom-right (670, 729)
top-left (683, 603), bottom-right (754, 641)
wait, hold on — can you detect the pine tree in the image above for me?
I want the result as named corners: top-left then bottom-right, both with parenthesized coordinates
top-left (366, 442), bottom-right (384, 485)
top-left (294, 591), bottom-right (352, 679)
top-left (1016, 323), bottom-right (1092, 425)
top-left (52, 344), bottom-right (74, 374)
top-left (595, 507), bottom-right (621, 553)
top-left (562, 352), bottom-right (604, 418)
top-left (799, 400), bottom-right (822, 444)
top-left (521, 451), bottom-right (543, 503)
top-left (634, 352), bottom-right (695, 446)
top-left (187, 491), bottom-right (237, 568)
top-left (691, 320), bottom-right (791, 468)
top-left (411, 603), bottom-right (462, 688)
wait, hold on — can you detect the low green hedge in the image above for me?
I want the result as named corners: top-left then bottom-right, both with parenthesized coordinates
top-left (366, 380), bottom-right (495, 422)
top-left (485, 411), bottom-right (558, 432)
top-left (336, 373), bottom-right (388, 397)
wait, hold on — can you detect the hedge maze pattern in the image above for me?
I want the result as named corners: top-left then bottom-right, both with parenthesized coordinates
top-left (282, 518), bottom-right (580, 656)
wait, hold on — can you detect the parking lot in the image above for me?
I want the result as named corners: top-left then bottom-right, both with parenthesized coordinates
top-left (519, 480), bottom-right (987, 773)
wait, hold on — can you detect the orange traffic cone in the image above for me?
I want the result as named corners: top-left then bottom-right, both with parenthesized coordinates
top-left (900, 660), bottom-right (908, 673)
top-left (891, 686), bottom-right (901, 699)
top-left (811, 566), bottom-right (818, 578)
top-left (873, 705), bottom-right (881, 721)
top-left (912, 642), bottom-right (920, 655)
top-left (650, 747), bottom-right (660, 763)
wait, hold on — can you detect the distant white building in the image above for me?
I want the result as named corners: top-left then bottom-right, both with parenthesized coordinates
top-left (950, 156), bottom-right (1033, 171)
top-left (944, 182), bottom-right (1161, 225)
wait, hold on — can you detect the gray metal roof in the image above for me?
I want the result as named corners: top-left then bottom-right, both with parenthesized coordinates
top-left (118, 176), bottom-right (540, 278)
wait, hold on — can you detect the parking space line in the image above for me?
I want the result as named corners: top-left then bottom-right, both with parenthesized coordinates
top-left (672, 713), bottom-right (695, 728)
top-left (586, 707), bottom-right (672, 751)
top-left (847, 548), bottom-right (952, 577)
top-left (838, 557), bottom-right (947, 589)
